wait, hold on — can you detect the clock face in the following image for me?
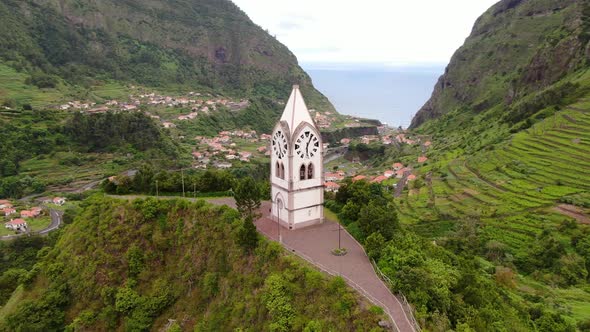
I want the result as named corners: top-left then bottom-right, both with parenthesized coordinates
top-left (294, 130), bottom-right (319, 159)
top-left (272, 130), bottom-right (288, 159)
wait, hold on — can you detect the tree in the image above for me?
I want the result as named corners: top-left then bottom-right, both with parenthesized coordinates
top-left (233, 176), bottom-right (261, 220)
top-left (365, 232), bottom-right (385, 261)
top-left (358, 200), bottom-right (399, 241)
top-left (238, 215), bottom-right (258, 252)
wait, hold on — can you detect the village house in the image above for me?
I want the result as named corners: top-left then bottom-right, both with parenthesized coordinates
top-left (192, 151), bottom-right (203, 159)
top-left (325, 172), bottom-right (344, 182)
top-left (384, 170), bottom-right (395, 178)
top-left (408, 174), bottom-right (417, 181)
top-left (2, 208), bottom-right (16, 216)
top-left (239, 151), bottom-right (252, 159)
top-left (352, 175), bottom-right (367, 182)
top-left (257, 146), bottom-right (267, 153)
top-left (325, 182), bottom-right (341, 193)
top-left (371, 175), bottom-right (388, 184)
top-left (0, 200), bottom-right (12, 209)
top-left (424, 141), bottom-right (432, 147)
top-left (163, 122), bottom-right (176, 129)
top-left (53, 197), bottom-right (66, 206)
top-left (5, 219), bottom-right (27, 231)
top-left (20, 208), bottom-right (41, 218)
top-left (392, 162), bottom-right (404, 170)
top-left (214, 162), bottom-right (232, 169)
top-left (418, 156), bottom-right (428, 163)
top-left (340, 138), bottom-right (351, 145)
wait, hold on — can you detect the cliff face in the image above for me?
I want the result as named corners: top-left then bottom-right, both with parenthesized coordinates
top-left (410, 0), bottom-right (589, 128)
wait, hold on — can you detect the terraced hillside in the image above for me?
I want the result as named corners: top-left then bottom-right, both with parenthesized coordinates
top-left (398, 96), bottom-right (590, 324)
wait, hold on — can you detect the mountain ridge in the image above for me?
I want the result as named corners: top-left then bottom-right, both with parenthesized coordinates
top-left (410, 0), bottom-right (588, 129)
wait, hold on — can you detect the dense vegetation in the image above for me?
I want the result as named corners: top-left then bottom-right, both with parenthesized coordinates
top-left (0, 108), bottom-right (179, 197)
top-left (327, 177), bottom-right (590, 331)
top-left (0, 196), bottom-right (386, 331)
top-left (346, 0), bottom-right (590, 330)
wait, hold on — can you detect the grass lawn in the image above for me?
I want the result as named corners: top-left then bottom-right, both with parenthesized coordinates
top-left (324, 207), bottom-right (340, 223)
top-left (0, 216), bottom-right (51, 236)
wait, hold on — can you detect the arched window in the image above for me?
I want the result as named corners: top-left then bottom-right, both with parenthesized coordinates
top-left (280, 163), bottom-right (285, 179)
top-left (275, 161), bottom-right (280, 178)
top-left (307, 163), bottom-right (314, 179)
top-left (300, 164), bottom-right (306, 180)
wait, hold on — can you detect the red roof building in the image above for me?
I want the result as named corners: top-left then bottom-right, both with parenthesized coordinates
top-left (5, 218), bottom-right (27, 231)
top-left (371, 175), bottom-right (388, 183)
top-left (352, 175), bottom-right (367, 182)
top-left (325, 182), bottom-right (341, 192)
top-left (418, 156), bottom-right (428, 163)
top-left (2, 208), bottom-right (16, 216)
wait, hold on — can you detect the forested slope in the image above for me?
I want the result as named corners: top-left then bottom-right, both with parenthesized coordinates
top-left (0, 196), bottom-right (386, 331)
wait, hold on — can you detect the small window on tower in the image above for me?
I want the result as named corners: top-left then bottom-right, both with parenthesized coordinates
top-left (275, 161), bottom-right (280, 178)
top-left (280, 163), bottom-right (285, 179)
top-left (307, 163), bottom-right (314, 179)
top-left (300, 164), bottom-right (306, 180)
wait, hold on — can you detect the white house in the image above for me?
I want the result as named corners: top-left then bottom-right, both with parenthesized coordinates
top-left (53, 197), bottom-right (66, 206)
top-left (5, 219), bottom-right (27, 231)
top-left (270, 85), bottom-right (324, 230)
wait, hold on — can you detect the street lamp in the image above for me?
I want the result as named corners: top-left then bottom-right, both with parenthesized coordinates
top-left (277, 199), bottom-right (282, 243)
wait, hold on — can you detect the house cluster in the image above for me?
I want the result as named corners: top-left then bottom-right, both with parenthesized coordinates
top-left (314, 110), bottom-right (334, 129)
top-left (323, 161), bottom-right (419, 193)
top-left (175, 99), bottom-right (249, 121)
top-left (1, 199), bottom-right (46, 232)
top-left (192, 130), bottom-right (270, 169)
top-left (58, 91), bottom-right (250, 122)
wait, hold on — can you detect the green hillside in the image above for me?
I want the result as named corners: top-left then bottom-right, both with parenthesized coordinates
top-left (0, 196), bottom-right (386, 331)
top-left (411, 0), bottom-right (588, 130)
top-left (376, 0), bottom-right (590, 330)
top-left (0, 0), bottom-right (334, 112)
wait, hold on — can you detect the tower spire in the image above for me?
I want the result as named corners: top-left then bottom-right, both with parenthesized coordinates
top-left (279, 85), bottom-right (314, 135)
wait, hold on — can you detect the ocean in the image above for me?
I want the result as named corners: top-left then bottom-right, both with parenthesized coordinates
top-left (304, 65), bottom-right (444, 128)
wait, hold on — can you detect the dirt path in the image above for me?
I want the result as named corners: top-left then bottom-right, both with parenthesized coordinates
top-left (553, 204), bottom-right (590, 224)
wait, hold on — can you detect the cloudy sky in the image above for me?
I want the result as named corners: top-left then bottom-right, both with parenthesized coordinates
top-left (232, 0), bottom-right (499, 66)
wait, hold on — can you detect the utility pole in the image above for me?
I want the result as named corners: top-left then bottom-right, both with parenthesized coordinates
top-left (181, 168), bottom-right (185, 197)
top-left (156, 180), bottom-right (159, 198)
top-left (277, 200), bottom-right (282, 243)
top-left (338, 221), bottom-right (341, 250)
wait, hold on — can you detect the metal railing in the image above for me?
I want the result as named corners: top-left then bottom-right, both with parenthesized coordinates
top-left (256, 227), bottom-right (401, 332)
top-left (371, 259), bottom-right (422, 332)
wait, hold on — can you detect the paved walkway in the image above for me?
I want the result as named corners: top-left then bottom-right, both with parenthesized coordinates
top-left (211, 199), bottom-right (417, 332)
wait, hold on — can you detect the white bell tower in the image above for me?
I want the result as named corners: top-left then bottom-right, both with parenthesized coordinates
top-left (270, 85), bottom-right (324, 229)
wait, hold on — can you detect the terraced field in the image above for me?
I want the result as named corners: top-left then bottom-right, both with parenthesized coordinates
top-left (399, 103), bottom-right (590, 245)
top-left (395, 101), bottom-right (590, 324)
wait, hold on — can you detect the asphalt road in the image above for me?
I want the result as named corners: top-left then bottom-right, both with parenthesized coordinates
top-left (0, 208), bottom-right (63, 241)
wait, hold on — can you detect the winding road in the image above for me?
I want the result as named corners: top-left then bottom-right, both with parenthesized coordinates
top-left (0, 208), bottom-right (63, 241)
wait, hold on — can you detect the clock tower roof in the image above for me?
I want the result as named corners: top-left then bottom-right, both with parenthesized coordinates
top-left (279, 85), bottom-right (315, 135)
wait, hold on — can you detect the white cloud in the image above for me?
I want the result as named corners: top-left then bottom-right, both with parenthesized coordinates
top-left (233, 0), bottom-right (499, 65)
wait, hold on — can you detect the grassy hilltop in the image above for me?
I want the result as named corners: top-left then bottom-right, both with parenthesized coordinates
top-left (0, 196), bottom-right (386, 331)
